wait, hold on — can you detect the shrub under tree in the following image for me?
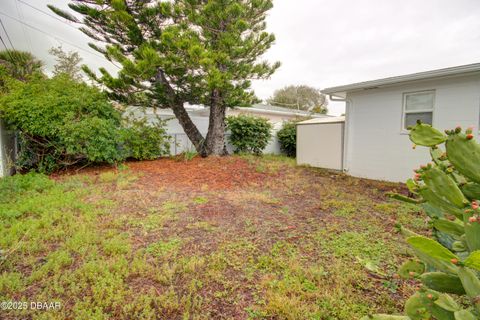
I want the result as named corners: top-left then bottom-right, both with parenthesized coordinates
top-left (226, 115), bottom-right (272, 155)
top-left (277, 121), bottom-right (298, 157)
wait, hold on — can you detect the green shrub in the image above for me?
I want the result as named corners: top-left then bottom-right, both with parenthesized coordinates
top-left (120, 117), bottom-right (170, 160)
top-left (226, 115), bottom-right (272, 155)
top-left (0, 75), bottom-right (169, 173)
top-left (277, 121), bottom-right (297, 157)
top-left (0, 74), bottom-right (122, 172)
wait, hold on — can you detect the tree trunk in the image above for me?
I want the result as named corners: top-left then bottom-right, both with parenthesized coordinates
top-left (171, 102), bottom-right (206, 154)
top-left (155, 68), bottom-right (206, 155)
top-left (203, 90), bottom-right (228, 156)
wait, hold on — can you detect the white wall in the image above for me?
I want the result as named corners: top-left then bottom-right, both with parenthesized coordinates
top-left (138, 112), bottom-right (282, 155)
top-left (346, 74), bottom-right (480, 182)
top-left (297, 122), bottom-right (344, 170)
top-left (0, 120), bottom-right (15, 177)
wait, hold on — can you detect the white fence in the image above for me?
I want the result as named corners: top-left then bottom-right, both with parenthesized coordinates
top-left (168, 132), bottom-right (281, 155)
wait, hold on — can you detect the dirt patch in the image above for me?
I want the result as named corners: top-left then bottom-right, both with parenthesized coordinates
top-left (129, 157), bottom-right (270, 191)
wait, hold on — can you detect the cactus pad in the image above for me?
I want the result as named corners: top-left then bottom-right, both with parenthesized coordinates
top-left (409, 123), bottom-right (447, 147)
top-left (446, 133), bottom-right (480, 184)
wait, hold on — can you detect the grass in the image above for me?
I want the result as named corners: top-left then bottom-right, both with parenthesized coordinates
top-left (0, 156), bottom-right (425, 319)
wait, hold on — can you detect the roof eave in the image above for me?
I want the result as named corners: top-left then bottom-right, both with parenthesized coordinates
top-left (321, 63), bottom-right (480, 95)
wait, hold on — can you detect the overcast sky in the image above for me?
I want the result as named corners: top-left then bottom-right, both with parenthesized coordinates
top-left (1, 0), bottom-right (480, 115)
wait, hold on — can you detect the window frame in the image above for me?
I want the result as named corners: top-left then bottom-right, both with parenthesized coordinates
top-left (401, 90), bottom-right (435, 132)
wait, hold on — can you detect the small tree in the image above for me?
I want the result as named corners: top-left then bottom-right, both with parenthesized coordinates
top-left (226, 115), bottom-right (272, 155)
top-left (268, 85), bottom-right (328, 114)
top-left (49, 46), bottom-right (83, 81)
top-left (277, 121), bottom-right (297, 157)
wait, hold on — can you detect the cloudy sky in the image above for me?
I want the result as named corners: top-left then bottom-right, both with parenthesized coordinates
top-left (1, 0), bottom-right (480, 115)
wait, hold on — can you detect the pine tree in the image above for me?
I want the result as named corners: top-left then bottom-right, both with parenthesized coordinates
top-left (50, 0), bottom-right (280, 156)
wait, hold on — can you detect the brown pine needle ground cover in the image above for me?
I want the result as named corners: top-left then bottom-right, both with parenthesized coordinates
top-left (0, 155), bottom-right (428, 319)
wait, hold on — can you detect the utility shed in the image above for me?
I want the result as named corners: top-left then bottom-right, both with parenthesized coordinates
top-left (296, 116), bottom-right (345, 171)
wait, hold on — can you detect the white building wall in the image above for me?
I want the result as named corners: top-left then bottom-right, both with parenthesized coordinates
top-left (346, 75), bottom-right (480, 182)
top-left (0, 120), bottom-right (15, 177)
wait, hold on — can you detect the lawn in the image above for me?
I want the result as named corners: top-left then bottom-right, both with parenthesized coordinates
top-left (0, 155), bottom-right (427, 319)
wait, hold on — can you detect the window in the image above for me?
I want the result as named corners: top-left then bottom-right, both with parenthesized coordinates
top-left (403, 91), bottom-right (434, 129)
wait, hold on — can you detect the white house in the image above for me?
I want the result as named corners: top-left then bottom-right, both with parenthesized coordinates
top-left (321, 63), bottom-right (480, 182)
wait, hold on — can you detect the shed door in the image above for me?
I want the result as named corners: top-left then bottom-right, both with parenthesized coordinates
top-left (296, 122), bottom-right (344, 171)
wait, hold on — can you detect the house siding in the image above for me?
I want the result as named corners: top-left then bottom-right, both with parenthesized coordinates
top-left (345, 74), bottom-right (480, 182)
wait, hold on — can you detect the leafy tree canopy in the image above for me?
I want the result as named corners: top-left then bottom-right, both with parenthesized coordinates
top-left (268, 85), bottom-right (328, 114)
top-left (50, 0), bottom-right (280, 156)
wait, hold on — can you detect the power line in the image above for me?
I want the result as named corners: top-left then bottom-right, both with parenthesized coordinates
top-left (14, 0), bottom-right (32, 51)
top-left (0, 10), bottom-right (120, 69)
top-left (0, 18), bottom-right (14, 50)
top-left (16, 0), bottom-right (78, 30)
top-left (0, 34), bottom-right (15, 61)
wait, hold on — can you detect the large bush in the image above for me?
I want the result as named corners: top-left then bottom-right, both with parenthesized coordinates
top-left (277, 121), bottom-right (297, 157)
top-left (363, 123), bottom-right (480, 319)
top-left (226, 115), bottom-right (272, 155)
top-left (0, 75), bottom-right (169, 173)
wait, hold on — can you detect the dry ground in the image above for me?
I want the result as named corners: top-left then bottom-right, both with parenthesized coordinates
top-left (0, 155), bottom-right (428, 319)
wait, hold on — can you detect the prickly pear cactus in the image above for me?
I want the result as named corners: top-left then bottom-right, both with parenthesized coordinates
top-left (364, 122), bottom-right (480, 319)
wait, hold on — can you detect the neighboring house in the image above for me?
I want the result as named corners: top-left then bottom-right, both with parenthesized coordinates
top-left (321, 63), bottom-right (480, 182)
top-left (227, 103), bottom-right (328, 124)
top-left (128, 104), bottom-right (329, 155)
